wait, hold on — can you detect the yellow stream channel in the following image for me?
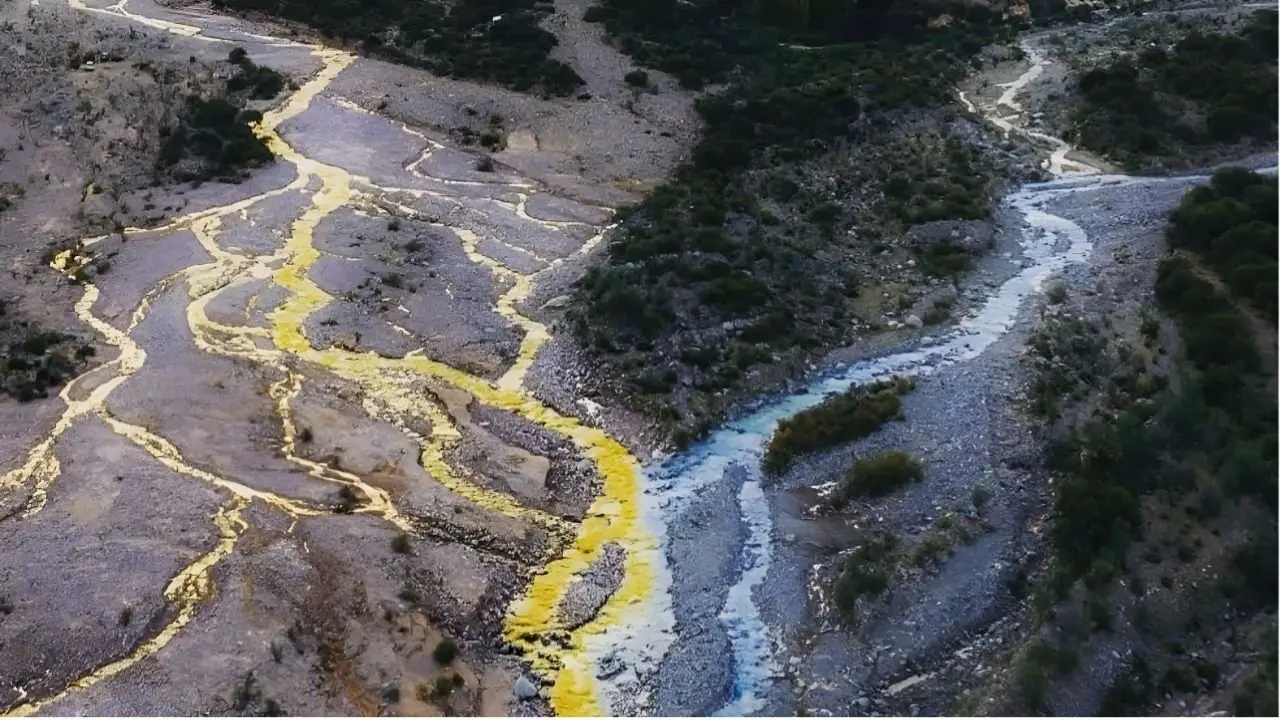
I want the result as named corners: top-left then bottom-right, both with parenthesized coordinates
top-left (3, 8), bottom-right (653, 715)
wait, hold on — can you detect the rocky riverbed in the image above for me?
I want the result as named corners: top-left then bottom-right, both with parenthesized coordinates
top-left (1, 0), bottom-right (1273, 716)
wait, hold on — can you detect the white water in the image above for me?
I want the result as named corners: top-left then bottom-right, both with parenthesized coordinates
top-left (616, 39), bottom-right (1137, 713)
top-left (638, 172), bottom-right (1110, 713)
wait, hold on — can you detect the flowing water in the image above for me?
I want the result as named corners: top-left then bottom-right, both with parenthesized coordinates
top-left (605, 44), bottom-right (1123, 715)
top-left (7, 2), bottom-right (1268, 717)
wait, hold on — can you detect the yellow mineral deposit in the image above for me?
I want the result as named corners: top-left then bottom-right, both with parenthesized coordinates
top-left (5, 9), bottom-right (657, 716)
top-left (269, 371), bottom-right (413, 532)
top-left (4, 498), bottom-right (249, 717)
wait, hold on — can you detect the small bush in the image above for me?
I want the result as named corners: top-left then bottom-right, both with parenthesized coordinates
top-left (118, 606), bottom-right (133, 626)
top-left (833, 533), bottom-right (898, 616)
top-left (433, 638), bottom-right (458, 665)
top-left (764, 377), bottom-right (913, 475)
top-left (624, 69), bottom-right (649, 87)
top-left (390, 533), bottom-right (412, 554)
top-left (971, 484), bottom-right (992, 510)
top-left (838, 450), bottom-right (923, 502)
top-left (433, 674), bottom-right (455, 697)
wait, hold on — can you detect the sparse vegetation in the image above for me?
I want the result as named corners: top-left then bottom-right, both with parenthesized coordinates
top-left (433, 638), bottom-right (458, 665)
top-left (432, 674), bottom-right (456, 698)
top-left (1023, 170), bottom-right (1278, 714)
top-left (833, 532), bottom-right (898, 619)
top-left (156, 51), bottom-right (280, 182)
top-left (157, 95), bottom-right (272, 181)
top-left (2, 310), bottom-right (92, 402)
top-left (623, 69), bottom-right (649, 87)
top-left (971, 484), bottom-right (992, 510)
top-left (333, 485), bottom-right (359, 514)
top-left (212, 0), bottom-right (584, 96)
top-left (834, 449), bottom-right (923, 504)
top-left (1070, 10), bottom-right (1278, 169)
top-left (570, 4), bottom-right (1008, 444)
top-left (1015, 639), bottom-right (1080, 712)
top-left (764, 377), bottom-right (912, 475)
top-left (226, 47), bottom-right (285, 99)
top-left (1234, 624), bottom-right (1278, 717)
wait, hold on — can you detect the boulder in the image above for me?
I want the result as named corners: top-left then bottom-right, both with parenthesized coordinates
top-left (514, 675), bottom-right (539, 700)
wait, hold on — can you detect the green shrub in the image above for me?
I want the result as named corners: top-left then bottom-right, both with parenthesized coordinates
top-left (1234, 626), bottom-right (1278, 717)
top-left (833, 533), bottom-right (898, 616)
top-left (213, 0), bottom-right (584, 96)
top-left (624, 69), bottom-right (649, 87)
top-left (837, 450), bottom-right (924, 503)
top-left (1166, 168), bottom-right (1277, 322)
top-left (568, 10), bottom-right (1005, 443)
top-left (763, 377), bottom-right (912, 475)
top-left (158, 94), bottom-right (273, 180)
top-left (1071, 11), bottom-right (1278, 168)
top-left (433, 638), bottom-right (458, 665)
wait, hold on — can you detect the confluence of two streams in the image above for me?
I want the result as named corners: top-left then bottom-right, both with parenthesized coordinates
top-left (1, 2), bottom-right (651, 715)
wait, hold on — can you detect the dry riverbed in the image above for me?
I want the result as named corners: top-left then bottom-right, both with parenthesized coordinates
top-left (0, 0), bottom-right (695, 715)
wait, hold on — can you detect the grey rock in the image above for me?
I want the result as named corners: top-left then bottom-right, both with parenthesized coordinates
top-left (541, 294), bottom-right (571, 310)
top-left (515, 675), bottom-right (539, 700)
top-left (905, 314), bottom-right (923, 329)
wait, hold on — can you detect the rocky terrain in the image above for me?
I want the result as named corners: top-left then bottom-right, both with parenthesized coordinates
top-left (0, 0), bottom-right (1274, 718)
top-left (0, 0), bottom-right (693, 715)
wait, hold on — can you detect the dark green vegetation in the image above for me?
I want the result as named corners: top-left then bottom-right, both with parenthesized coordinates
top-left (157, 50), bottom-right (280, 182)
top-left (763, 377), bottom-right (912, 475)
top-left (834, 532), bottom-right (898, 618)
top-left (226, 47), bottom-right (286, 100)
top-left (1070, 10), bottom-right (1277, 170)
top-left (835, 449), bottom-right (923, 504)
top-left (1, 298), bottom-right (94, 402)
top-left (432, 638), bottom-right (458, 665)
top-left (1014, 169), bottom-right (1277, 715)
top-left (571, 1), bottom-right (1012, 444)
top-left (1233, 628), bottom-right (1278, 717)
top-left (1047, 254), bottom-right (1274, 588)
top-left (212, 0), bottom-right (582, 96)
top-left (1165, 167), bottom-right (1276, 322)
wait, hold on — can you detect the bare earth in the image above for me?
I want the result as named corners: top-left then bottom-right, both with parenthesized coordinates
top-left (0, 0), bottom-right (695, 715)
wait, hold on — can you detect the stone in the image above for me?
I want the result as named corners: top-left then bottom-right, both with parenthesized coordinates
top-left (905, 314), bottom-right (923, 329)
top-left (541, 294), bottom-right (571, 310)
top-left (514, 675), bottom-right (539, 700)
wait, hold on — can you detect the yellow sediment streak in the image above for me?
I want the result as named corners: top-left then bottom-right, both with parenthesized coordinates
top-left (454, 229), bottom-right (549, 392)
top-left (98, 412), bottom-right (323, 518)
top-left (248, 52), bottom-right (654, 715)
top-left (9, 11), bottom-right (653, 714)
top-left (362, 389), bottom-right (575, 538)
top-left (2, 254), bottom-right (146, 516)
top-left (269, 371), bottom-right (412, 532)
top-left (4, 497), bottom-right (249, 717)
